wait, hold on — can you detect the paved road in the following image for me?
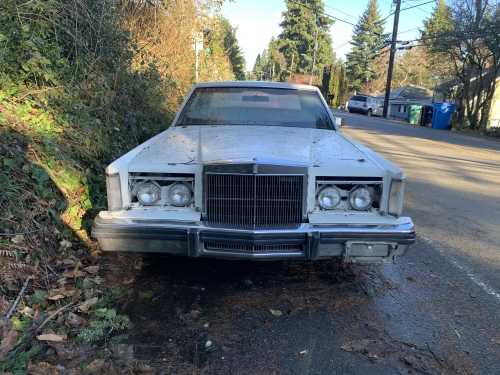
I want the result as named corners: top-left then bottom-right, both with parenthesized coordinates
top-left (114, 114), bottom-right (500, 374)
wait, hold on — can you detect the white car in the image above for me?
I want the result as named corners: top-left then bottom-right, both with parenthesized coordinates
top-left (92, 81), bottom-right (415, 263)
top-left (347, 95), bottom-right (383, 116)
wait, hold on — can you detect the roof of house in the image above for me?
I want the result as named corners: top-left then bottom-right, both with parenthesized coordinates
top-left (381, 85), bottom-right (433, 100)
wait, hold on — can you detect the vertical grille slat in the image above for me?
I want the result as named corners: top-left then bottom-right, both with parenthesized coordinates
top-left (205, 172), bottom-right (304, 228)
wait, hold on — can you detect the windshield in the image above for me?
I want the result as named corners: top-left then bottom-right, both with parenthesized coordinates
top-left (176, 87), bottom-right (333, 130)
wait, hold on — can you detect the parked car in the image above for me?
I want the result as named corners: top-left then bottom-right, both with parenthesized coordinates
top-left (347, 95), bottom-right (382, 116)
top-left (92, 81), bottom-right (415, 263)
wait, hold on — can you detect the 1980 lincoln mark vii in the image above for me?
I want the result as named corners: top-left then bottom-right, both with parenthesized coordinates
top-left (92, 81), bottom-right (415, 263)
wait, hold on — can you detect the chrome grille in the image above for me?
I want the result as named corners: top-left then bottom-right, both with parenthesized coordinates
top-left (204, 173), bottom-right (304, 228)
top-left (204, 240), bottom-right (303, 253)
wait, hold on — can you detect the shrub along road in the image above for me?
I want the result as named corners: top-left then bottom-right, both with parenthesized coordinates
top-left (111, 113), bottom-right (500, 374)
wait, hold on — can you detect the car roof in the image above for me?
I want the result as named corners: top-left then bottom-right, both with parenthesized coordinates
top-left (193, 81), bottom-right (319, 92)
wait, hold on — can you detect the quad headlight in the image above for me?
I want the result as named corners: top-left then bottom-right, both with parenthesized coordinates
top-left (167, 182), bottom-right (192, 207)
top-left (317, 186), bottom-right (342, 210)
top-left (349, 186), bottom-right (373, 211)
top-left (134, 181), bottom-right (161, 206)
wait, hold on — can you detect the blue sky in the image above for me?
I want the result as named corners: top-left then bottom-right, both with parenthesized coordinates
top-left (222, 0), bottom-right (437, 71)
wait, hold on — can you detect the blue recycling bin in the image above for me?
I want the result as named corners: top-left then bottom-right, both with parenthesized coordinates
top-left (432, 102), bottom-right (456, 130)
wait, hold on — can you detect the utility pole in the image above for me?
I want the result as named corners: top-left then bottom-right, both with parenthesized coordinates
top-left (382, 0), bottom-right (401, 118)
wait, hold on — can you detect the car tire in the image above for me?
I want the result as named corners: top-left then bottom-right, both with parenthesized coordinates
top-left (367, 109), bottom-right (372, 117)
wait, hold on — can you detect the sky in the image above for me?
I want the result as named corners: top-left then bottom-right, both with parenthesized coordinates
top-left (222, 0), bottom-right (437, 71)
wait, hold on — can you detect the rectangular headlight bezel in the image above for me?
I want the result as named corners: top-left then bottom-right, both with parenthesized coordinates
top-left (388, 178), bottom-right (405, 217)
top-left (106, 173), bottom-right (123, 211)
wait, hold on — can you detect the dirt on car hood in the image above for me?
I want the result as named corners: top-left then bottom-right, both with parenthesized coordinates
top-left (129, 125), bottom-right (377, 169)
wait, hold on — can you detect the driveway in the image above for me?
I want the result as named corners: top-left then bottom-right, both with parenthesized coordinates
top-left (113, 113), bottom-right (500, 374)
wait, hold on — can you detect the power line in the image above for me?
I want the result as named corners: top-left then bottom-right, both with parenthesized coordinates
top-left (379, 0), bottom-right (436, 23)
top-left (288, 0), bottom-right (357, 27)
top-left (324, 3), bottom-right (358, 20)
top-left (400, 0), bottom-right (436, 12)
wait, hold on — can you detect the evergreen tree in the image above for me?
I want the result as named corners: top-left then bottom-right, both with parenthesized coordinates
top-left (345, 0), bottom-right (386, 92)
top-left (252, 53), bottom-right (263, 80)
top-left (278, 0), bottom-right (334, 80)
top-left (220, 17), bottom-right (246, 80)
top-left (322, 60), bottom-right (348, 107)
top-left (421, 0), bottom-right (454, 53)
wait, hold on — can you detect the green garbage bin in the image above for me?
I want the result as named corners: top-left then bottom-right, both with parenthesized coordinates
top-left (408, 105), bottom-right (423, 125)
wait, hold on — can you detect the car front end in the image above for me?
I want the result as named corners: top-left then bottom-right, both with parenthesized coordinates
top-left (92, 82), bottom-right (415, 263)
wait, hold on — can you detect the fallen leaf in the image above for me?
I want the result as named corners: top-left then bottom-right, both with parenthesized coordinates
top-left (48, 293), bottom-right (66, 301)
top-left (37, 333), bottom-right (67, 342)
top-left (59, 240), bottom-right (72, 250)
top-left (84, 265), bottom-right (99, 274)
top-left (341, 339), bottom-right (376, 353)
top-left (63, 269), bottom-right (85, 278)
top-left (66, 312), bottom-right (86, 328)
top-left (62, 288), bottom-right (76, 297)
top-left (11, 234), bottom-right (25, 244)
top-left (270, 309), bottom-right (283, 317)
top-left (77, 297), bottom-right (98, 312)
top-left (0, 326), bottom-right (19, 359)
top-left (61, 258), bottom-right (76, 266)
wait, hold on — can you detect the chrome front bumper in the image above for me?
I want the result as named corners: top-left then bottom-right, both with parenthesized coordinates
top-left (92, 213), bottom-right (415, 263)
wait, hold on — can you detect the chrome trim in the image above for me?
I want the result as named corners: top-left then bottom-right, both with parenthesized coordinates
top-left (92, 214), bottom-right (415, 261)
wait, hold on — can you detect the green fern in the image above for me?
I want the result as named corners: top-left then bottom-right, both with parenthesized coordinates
top-left (77, 308), bottom-right (130, 344)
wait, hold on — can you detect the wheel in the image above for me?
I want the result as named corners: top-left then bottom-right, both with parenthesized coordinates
top-left (367, 109), bottom-right (372, 117)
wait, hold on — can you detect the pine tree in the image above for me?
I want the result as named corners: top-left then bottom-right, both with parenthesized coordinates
top-left (421, 0), bottom-right (454, 53)
top-left (420, 0), bottom-right (454, 80)
top-left (252, 53), bottom-right (263, 80)
top-left (345, 0), bottom-right (386, 92)
top-left (220, 17), bottom-right (246, 80)
top-left (278, 0), bottom-right (334, 80)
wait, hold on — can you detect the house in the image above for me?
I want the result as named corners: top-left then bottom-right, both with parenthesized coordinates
top-left (378, 85), bottom-right (433, 121)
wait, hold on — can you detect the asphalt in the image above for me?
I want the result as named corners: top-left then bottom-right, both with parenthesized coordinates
top-left (116, 114), bottom-right (500, 375)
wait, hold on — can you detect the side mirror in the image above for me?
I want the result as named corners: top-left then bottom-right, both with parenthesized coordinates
top-left (334, 116), bottom-right (343, 130)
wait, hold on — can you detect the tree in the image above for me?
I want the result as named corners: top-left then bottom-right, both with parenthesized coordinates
top-left (345, 0), bottom-right (386, 92)
top-left (322, 60), bottom-right (348, 107)
top-left (278, 0), bottom-right (334, 81)
top-left (220, 17), bottom-right (246, 80)
top-left (421, 0), bottom-right (454, 80)
top-left (425, 0), bottom-right (500, 129)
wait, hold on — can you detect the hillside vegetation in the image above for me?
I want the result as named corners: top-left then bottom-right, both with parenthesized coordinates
top-left (0, 0), bottom-right (244, 372)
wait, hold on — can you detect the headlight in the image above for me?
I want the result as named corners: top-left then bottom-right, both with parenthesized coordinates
top-left (349, 186), bottom-right (373, 210)
top-left (167, 183), bottom-right (192, 207)
top-left (106, 173), bottom-right (122, 211)
top-left (388, 179), bottom-right (405, 216)
top-left (134, 181), bottom-right (161, 206)
top-left (317, 186), bottom-right (341, 210)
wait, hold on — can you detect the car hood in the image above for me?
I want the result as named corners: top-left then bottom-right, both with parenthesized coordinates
top-left (129, 125), bottom-right (376, 169)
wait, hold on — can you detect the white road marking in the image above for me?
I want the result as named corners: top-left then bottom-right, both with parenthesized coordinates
top-left (420, 235), bottom-right (500, 303)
